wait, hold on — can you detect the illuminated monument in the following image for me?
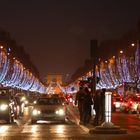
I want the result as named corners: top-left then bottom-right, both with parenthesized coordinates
top-left (46, 74), bottom-right (63, 85)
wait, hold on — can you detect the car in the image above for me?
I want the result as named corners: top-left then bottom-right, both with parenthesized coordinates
top-left (26, 96), bottom-right (37, 106)
top-left (129, 95), bottom-right (140, 113)
top-left (112, 96), bottom-right (123, 112)
top-left (120, 95), bottom-right (140, 113)
top-left (120, 99), bottom-right (129, 113)
top-left (65, 94), bottom-right (73, 104)
top-left (31, 97), bottom-right (66, 123)
top-left (0, 92), bottom-right (15, 123)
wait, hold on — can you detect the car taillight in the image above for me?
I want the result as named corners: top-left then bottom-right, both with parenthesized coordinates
top-left (113, 102), bottom-right (116, 105)
top-left (129, 101), bottom-right (133, 104)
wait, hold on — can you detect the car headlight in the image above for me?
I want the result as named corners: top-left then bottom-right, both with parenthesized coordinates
top-left (0, 104), bottom-right (8, 111)
top-left (21, 97), bottom-right (26, 101)
top-left (25, 100), bottom-right (28, 104)
top-left (33, 101), bottom-right (37, 104)
top-left (32, 109), bottom-right (41, 115)
top-left (55, 109), bottom-right (65, 115)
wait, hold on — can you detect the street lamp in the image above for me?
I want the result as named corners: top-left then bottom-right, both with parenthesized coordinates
top-left (112, 56), bottom-right (115, 59)
top-left (131, 43), bottom-right (135, 47)
top-left (119, 50), bottom-right (123, 54)
top-left (0, 46), bottom-right (4, 49)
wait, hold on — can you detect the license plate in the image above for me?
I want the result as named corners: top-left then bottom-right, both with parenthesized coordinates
top-left (42, 114), bottom-right (53, 117)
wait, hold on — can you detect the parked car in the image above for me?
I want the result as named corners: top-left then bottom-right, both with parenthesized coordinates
top-left (0, 93), bottom-right (15, 123)
top-left (31, 97), bottom-right (66, 123)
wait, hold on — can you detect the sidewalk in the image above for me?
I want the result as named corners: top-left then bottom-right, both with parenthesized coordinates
top-left (66, 104), bottom-right (140, 140)
top-left (67, 104), bottom-right (95, 132)
top-left (67, 104), bottom-right (140, 134)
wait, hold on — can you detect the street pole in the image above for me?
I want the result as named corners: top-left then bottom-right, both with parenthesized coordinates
top-left (90, 40), bottom-right (98, 94)
top-left (89, 42), bottom-right (127, 134)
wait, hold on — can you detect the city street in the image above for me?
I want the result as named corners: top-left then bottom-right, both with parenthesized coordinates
top-left (0, 1), bottom-right (140, 140)
top-left (0, 106), bottom-right (89, 140)
top-left (0, 105), bottom-right (140, 140)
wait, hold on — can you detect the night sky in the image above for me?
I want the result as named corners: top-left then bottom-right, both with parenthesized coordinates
top-left (0, 0), bottom-right (140, 79)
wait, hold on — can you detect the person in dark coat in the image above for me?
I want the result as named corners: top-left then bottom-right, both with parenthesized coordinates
top-left (93, 90), bottom-right (101, 126)
top-left (82, 87), bottom-right (93, 125)
top-left (75, 86), bottom-right (85, 124)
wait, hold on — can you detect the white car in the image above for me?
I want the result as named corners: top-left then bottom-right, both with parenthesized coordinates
top-left (31, 97), bottom-right (66, 123)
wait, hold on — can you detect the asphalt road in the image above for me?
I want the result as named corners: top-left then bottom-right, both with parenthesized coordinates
top-left (0, 105), bottom-right (140, 140)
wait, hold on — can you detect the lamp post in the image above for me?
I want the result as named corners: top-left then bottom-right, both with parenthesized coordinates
top-left (90, 40), bottom-right (98, 94)
top-left (102, 91), bottom-right (113, 126)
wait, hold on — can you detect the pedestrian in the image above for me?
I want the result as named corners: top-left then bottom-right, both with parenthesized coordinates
top-left (75, 86), bottom-right (85, 124)
top-left (82, 87), bottom-right (93, 125)
top-left (100, 88), bottom-right (106, 122)
top-left (93, 90), bottom-right (101, 126)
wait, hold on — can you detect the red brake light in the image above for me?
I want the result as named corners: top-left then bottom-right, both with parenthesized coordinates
top-left (129, 101), bottom-right (133, 104)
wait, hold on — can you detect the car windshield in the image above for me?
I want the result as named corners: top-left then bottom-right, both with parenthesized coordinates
top-left (37, 98), bottom-right (62, 105)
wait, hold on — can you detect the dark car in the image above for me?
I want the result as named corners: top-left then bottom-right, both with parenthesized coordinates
top-left (0, 93), bottom-right (15, 123)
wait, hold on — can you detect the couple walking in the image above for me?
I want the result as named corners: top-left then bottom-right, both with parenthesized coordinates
top-left (75, 86), bottom-right (93, 125)
top-left (75, 87), bottom-right (106, 126)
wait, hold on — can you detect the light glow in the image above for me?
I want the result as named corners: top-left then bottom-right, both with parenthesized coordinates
top-left (0, 104), bottom-right (8, 111)
top-left (105, 92), bottom-right (112, 123)
top-left (56, 125), bottom-right (64, 134)
top-left (32, 109), bottom-right (41, 115)
top-left (55, 109), bottom-right (65, 115)
top-left (0, 126), bottom-right (8, 134)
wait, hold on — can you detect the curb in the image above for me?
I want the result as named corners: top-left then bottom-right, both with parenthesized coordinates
top-left (89, 127), bottom-right (127, 134)
top-left (79, 124), bottom-right (90, 133)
